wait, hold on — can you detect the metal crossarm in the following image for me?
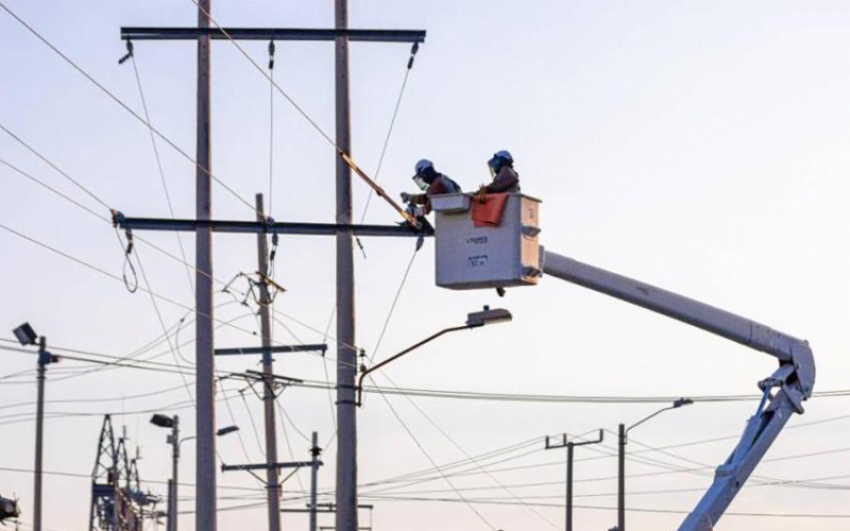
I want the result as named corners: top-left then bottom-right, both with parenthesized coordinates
top-left (113, 214), bottom-right (431, 238)
top-left (121, 27), bottom-right (425, 43)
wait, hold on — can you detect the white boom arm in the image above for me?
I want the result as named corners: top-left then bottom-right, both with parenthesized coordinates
top-left (541, 250), bottom-right (815, 531)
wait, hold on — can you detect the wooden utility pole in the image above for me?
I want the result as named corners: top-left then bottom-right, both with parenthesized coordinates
top-left (334, 1), bottom-right (358, 530)
top-left (194, 1), bottom-right (217, 531)
top-left (255, 194), bottom-right (282, 531)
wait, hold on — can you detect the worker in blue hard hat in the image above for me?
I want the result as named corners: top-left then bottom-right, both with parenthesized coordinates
top-left (478, 150), bottom-right (520, 198)
top-left (401, 159), bottom-right (462, 215)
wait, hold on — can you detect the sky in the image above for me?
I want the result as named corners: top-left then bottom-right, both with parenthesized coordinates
top-left (1, 1), bottom-right (849, 530)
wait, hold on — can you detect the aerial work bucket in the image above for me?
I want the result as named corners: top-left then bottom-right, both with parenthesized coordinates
top-left (431, 193), bottom-right (542, 290)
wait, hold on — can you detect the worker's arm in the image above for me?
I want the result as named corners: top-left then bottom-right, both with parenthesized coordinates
top-left (540, 249), bottom-right (815, 531)
top-left (484, 166), bottom-right (519, 193)
top-left (403, 193), bottom-right (428, 205)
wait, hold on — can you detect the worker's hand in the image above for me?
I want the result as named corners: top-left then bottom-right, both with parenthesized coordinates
top-left (475, 186), bottom-right (488, 204)
top-left (400, 192), bottom-right (411, 203)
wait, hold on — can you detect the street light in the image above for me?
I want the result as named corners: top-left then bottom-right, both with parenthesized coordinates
top-left (356, 307), bottom-right (512, 406)
top-left (617, 398), bottom-right (694, 531)
top-left (13, 322), bottom-right (59, 531)
top-left (150, 414), bottom-right (239, 531)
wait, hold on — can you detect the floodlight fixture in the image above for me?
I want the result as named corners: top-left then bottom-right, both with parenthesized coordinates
top-left (12, 323), bottom-right (37, 346)
top-left (216, 425), bottom-right (240, 437)
top-left (150, 414), bottom-right (176, 429)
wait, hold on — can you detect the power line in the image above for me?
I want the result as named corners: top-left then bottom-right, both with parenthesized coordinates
top-left (0, 1), bottom-right (260, 214)
top-left (370, 381), bottom-right (499, 530)
top-left (354, 494), bottom-right (850, 519)
top-left (371, 373), bottom-right (560, 530)
top-left (128, 53), bottom-right (195, 295)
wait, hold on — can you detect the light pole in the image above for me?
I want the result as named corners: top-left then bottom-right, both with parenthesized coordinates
top-left (13, 322), bottom-right (59, 531)
top-left (356, 307), bottom-right (512, 406)
top-left (151, 414), bottom-right (238, 531)
top-left (617, 398), bottom-right (693, 531)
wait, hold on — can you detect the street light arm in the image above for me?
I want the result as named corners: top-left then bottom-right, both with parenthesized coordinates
top-left (626, 406), bottom-right (675, 437)
top-left (357, 324), bottom-right (472, 406)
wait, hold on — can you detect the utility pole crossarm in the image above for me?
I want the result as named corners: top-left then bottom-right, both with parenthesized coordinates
top-left (214, 344), bottom-right (328, 356)
top-left (121, 27), bottom-right (425, 43)
top-left (112, 214), bottom-right (431, 238)
top-left (545, 430), bottom-right (604, 449)
top-left (221, 461), bottom-right (319, 472)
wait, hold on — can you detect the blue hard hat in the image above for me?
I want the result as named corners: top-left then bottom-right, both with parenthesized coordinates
top-left (414, 159), bottom-right (434, 175)
top-left (488, 150), bottom-right (514, 172)
top-left (494, 150), bottom-right (513, 162)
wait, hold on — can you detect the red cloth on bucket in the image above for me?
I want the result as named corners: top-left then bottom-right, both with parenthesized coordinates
top-left (472, 193), bottom-right (509, 227)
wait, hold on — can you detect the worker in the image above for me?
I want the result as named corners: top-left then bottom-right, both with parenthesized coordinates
top-left (400, 159), bottom-right (462, 215)
top-left (478, 150), bottom-right (520, 197)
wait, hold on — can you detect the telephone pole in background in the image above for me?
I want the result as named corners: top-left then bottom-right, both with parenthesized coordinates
top-left (194, 1), bottom-right (217, 531)
top-left (544, 430), bottom-right (604, 531)
top-left (255, 194), bottom-right (282, 531)
top-left (333, 1), bottom-right (358, 531)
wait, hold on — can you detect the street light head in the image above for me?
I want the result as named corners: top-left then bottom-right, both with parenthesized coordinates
top-left (216, 425), bottom-right (239, 437)
top-left (12, 323), bottom-right (37, 346)
top-left (150, 414), bottom-right (175, 429)
top-left (673, 397), bottom-right (694, 409)
top-left (466, 307), bottom-right (512, 328)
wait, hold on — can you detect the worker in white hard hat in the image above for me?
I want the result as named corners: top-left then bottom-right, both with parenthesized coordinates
top-left (478, 150), bottom-right (520, 198)
top-left (400, 159), bottom-right (462, 215)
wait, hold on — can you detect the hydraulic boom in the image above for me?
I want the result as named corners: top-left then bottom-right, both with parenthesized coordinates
top-left (541, 249), bottom-right (815, 531)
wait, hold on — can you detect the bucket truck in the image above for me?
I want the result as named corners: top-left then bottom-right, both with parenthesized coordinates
top-left (430, 193), bottom-right (815, 531)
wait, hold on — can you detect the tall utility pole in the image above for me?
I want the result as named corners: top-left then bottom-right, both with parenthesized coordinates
top-left (114, 16), bottom-right (424, 531)
top-left (334, 1), bottom-right (358, 530)
top-left (194, 1), bottom-right (216, 531)
top-left (618, 424), bottom-right (625, 531)
top-left (544, 430), bottom-right (604, 531)
top-left (255, 193), bottom-right (282, 531)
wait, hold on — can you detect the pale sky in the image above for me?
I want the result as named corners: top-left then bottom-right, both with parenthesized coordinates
top-left (1, 1), bottom-right (849, 530)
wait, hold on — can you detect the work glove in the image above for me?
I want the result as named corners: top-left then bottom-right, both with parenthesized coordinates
top-left (475, 185), bottom-right (488, 204)
top-left (400, 192), bottom-right (411, 203)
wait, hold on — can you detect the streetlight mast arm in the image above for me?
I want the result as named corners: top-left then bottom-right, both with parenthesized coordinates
top-left (357, 324), bottom-right (472, 406)
top-left (540, 249), bottom-right (815, 531)
top-left (626, 406), bottom-right (675, 437)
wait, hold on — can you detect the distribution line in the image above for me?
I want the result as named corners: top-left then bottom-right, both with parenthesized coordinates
top-left (0, 220), bottom-right (362, 368)
top-left (218, 378), bottom-right (258, 467)
top-left (0, 123), bottom-right (238, 306)
top-left (353, 495), bottom-right (850, 519)
top-left (368, 373), bottom-right (560, 530)
top-left (240, 390), bottom-right (266, 456)
top-left (185, 0), bottom-right (417, 225)
top-left (358, 46), bottom-right (418, 225)
top-left (0, 1), bottom-right (260, 215)
top-left (275, 398), bottom-right (308, 496)
top-left (129, 53), bottom-right (194, 295)
top-left (367, 246), bottom-right (420, 364)
top-left (0, 465), bottom-right (263, 493)
top-left (370, 383), bottom-right (499, 531)
top-left (134, 245), bottom-right (196, 404)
